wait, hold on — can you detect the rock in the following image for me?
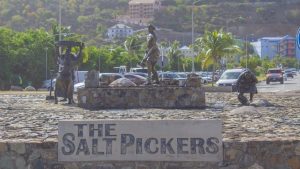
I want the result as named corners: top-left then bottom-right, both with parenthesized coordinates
top-left (109, 78), bottom-right (137, 87)
top-left (125, 74), bottom-right (146, 85)
top-left (85, 70), bottom-right (99, 88)
top-left (185, 73), bottom-right (202, 87)
top-left (10, 85), bottom-right (23, 91)
top-left (248, 163), bottom-right (264, 169)
top-left (100, 73), bottom-right (122, 86)
top-left (250, 99), bottom-right (274, 107)
top-left (24, 86), bottom-right (36, 91)
top-left (230, 106), bottom-right (260, 115)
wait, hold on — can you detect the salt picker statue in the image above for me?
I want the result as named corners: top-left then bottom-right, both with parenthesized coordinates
top-left (139, 24), bottom-right (160, 84)
top-left (54, 41), bottom-right (84, 104)
top-left (236, 69), bottom-right (258, 105)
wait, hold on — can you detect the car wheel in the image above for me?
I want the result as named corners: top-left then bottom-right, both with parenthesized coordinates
top-left (266, 80), bottom-right (270, 84)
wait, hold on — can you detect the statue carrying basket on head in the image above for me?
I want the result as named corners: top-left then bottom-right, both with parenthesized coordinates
top-left (139, 24), bottom-right (160, 84)
top-left (54, 41), bottom-right (84, 104)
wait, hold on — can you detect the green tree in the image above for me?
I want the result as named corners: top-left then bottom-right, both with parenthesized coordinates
top-left (195, 30), bottom-right (240, 83)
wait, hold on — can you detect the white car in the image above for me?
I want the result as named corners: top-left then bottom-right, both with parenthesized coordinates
top-left (74, 81), bottom-right (85, 93)
top-left (216, 69), bottom-right (245, 88)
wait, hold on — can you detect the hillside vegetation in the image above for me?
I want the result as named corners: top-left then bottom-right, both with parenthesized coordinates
top-left (0, 0), bottom-right (300, 46)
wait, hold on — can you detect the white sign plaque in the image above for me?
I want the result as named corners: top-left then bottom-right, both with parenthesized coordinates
top-left (58, 120), bottom-right (222, 162)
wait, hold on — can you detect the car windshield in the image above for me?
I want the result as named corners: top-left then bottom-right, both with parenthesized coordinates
top-left (220, 71), bottom-right (242, 80)
top-left (268, 70), bottom-right (281, 73)
top-left (177, 73), bottom-right (187, 78)
top-left (160, 73), bottom-right (178, 79)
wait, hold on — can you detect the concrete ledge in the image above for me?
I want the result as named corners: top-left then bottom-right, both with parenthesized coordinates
top-left (0, 140), bottom-right (299, 169)
top-left (77, 87), bottom-right (205, 109)
top-left (204, 86), bottom-right (232, 93)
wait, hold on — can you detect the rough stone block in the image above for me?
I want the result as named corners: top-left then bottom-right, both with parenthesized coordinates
top-left (85, 70), bottom-right (99, 88)
top-left (0, 142), bottom-right (7, 153)
top-left (78, 87), bottom-right (205, 109)
top-left (16, 156), bottom-right (26, 169)
top-left (186, 73), bottom-right (202, 87)
top-left (9, 143), bottom-right (26, 154)
top-left (294, 143), bottom-right (300, 156)
top-left (288, 157), bottom-right (300, 169)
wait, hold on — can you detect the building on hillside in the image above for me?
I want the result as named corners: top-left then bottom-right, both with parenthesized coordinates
top-left (279, 36), bottom-right (296, 58)
top-left (107, 24), bottom-right (133, 40)
top-left (179, 46), bottom-right (194, 57)
top-left (129, 0), bottom-right (161, 20)
top-left (296, 31), bottom-right (300, 60)
top-left (252, 35), bottom-right (297, 59)
top-left (297, 44), bottom-right (300, 60)
top-left (259, 37), bottom-right (282, 59)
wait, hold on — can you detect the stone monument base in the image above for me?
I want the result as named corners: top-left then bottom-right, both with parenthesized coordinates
top-left (78, 86), bottom-right (205, 109)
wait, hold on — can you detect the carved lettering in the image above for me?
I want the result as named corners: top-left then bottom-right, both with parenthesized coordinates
top-left (121, 134), bottom-right (135, 154)
top-left (62, 133), bottom-right (75, 155)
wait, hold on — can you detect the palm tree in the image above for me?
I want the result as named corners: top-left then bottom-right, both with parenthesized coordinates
top-left (167, 41), bottom-right (184, 71)
top-left (124, 35), bottom-right (144, 68)
top-left (195, 29), bottom-right (240, 84)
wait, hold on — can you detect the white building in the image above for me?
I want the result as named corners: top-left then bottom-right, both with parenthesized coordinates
top-left (107, 24), bottom-right (133, 40)
top-left (179, 46), bottom-right (194, 57)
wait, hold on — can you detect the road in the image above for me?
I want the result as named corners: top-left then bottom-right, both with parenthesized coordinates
top-left (257, 73), bottom-right (300, 93)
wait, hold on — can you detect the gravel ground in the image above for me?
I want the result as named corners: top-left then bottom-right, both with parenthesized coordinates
top-left (0, 91), bottom-right (300, 142)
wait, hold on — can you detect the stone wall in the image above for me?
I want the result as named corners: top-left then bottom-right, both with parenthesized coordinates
top-left (1, 140), bottom-right (300, 169)
top-left (78, 87), bottom-right (205, 109)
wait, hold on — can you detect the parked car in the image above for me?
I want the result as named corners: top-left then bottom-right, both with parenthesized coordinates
top-left (159, 72), bottom-right (186, 86)
top-left (266, 68), bottom-right (284, 84)
top-left (99, 73), bottom-right (124, 85)
top-left (128, 72), bottom-right (148, 78)
top-left (176, 72), bottom-right (188, 79)
top-left (196, 72), bottom-right (212, 84)
top-left (74, 81), bottom-right (85, 93)
top-left (284, 70), bottom-right (293, 78)
top-left (130, 67), bottom-right (148, 73)
top-left (41, 79), bottom-right (56, 91)
top-left (288, 68), bottom-right (297, 76)
top-left (216, 69), bottom-right (244, 88)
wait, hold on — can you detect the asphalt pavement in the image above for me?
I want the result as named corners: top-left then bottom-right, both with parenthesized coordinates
top-left (257, 72), bottom-right (300, 93)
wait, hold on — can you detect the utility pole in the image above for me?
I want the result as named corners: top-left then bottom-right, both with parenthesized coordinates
top-left (45, 47), bottom-right (48, 80)
top-left (192, 0), bottom-right (202, 72)
top-left (245, 35), bottom-right (248, 69)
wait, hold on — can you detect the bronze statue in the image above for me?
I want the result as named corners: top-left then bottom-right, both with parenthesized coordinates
top-left (54, 41), bottom-right (84, 104)
top-left (236, 69), bottom-right (258, 105)
top-left (140, 24), bottom-right (160, 84)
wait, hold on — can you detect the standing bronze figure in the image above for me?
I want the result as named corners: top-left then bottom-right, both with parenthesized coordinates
top-left (140, 24), bottom-right (160, 84)
top-left (236, 69), bottom-right (258, 105)
top-left (54, 41), bottom-right (84, 104)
